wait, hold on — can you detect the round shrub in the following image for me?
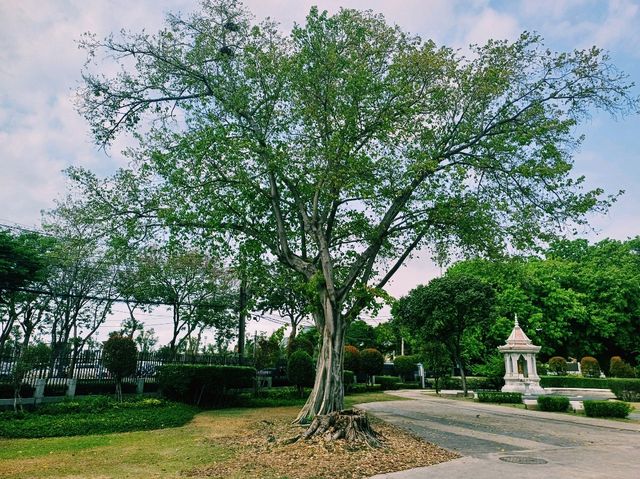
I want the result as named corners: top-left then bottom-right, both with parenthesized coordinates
top-left (344, 345), bottom-right (361, 373)
top-left (360, 348), bottom-right (384, 384)
top-left (287, 337), bottom-right (314, 357)
top-left (287, 350), bottom-right (314, 396)
top-left (609, 357), bottom-right (636, 378)
top-left (580, 356), bottom-right (601, 378)
top-left (394, 355), bottom-right (418, 382)
top-left (548, 356), bottom-right (567, 376)
top-left (537, 395), bottom-right (570, 412)
top-left (103, 333), bottom-right (137, 401)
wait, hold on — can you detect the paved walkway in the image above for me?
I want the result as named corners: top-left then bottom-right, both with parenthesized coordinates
top-left (360, 390), bottom-right (640, 479)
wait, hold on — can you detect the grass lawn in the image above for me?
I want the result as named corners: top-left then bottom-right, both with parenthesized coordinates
top-left (0, 392), bottom-right (455, 479)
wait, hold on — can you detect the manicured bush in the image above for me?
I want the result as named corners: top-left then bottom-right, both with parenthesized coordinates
top-left (157, 364), bottom-right (256, 407)
top-left (344, 345), bottom-right (360, 374)
top-left (343, 370), bottom-right (355, 393)
top-left (360, 348), bottom-right (384, 384)
top-left (548, 356), bottom-right (567, 376)
top-left (608, 378), bottom-right (640, 401)
top-left (74, 380), bottom-right (137, 396)
top-left (477, 392), bottom-right (522, 403)
top-left (374, 375), bottom-right (401, 391)
top-left (103, 333), bottom-right (138, 401)
top-left (0, 397), bottom-right (196, 438)
top-left (580, 356), bottom-right (601, 378)
top-left (347, 383), bottom-right (382, 394)
top-left (397, 382), bottom-right (422, 389)
top-left (287, 337), bottom-right (314, 357)
top-left (583, 400), bottom-right (633, 418)
top-left (537, 395), bottom-right (570, 412)
top-left (539, 376), bottom-right (610, 389)
top-left (440, 376), bottom-right (497, 391)
top-left (393, 355), bottom-right (418, 382)
top-left (609, 357), bottom-right (636, 378)
top-left (287, 350), bottom-right (314, 396)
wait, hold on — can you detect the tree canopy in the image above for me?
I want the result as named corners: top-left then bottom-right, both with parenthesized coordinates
top-left (72, 0), bottom-right (638, 425)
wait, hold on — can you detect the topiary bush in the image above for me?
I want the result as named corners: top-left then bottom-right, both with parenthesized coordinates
top-left (583, 400), bottom-right (633, 418)
top-left (393, 355), bottom-right (418, 382)
top-left (609, 357), bottom-right (636, 378)
top-left (360, 348), bottom-right (384, 385)
top-left (157, 364), bottom-right (256, 407)
top-left (103, 333), bottom-right (138, 401)
top-left (477, 392), bottom-right (522, 403)
top-left (287, 350), bottom-right (314, 397)
top-left (343, 370), bottom-right (355, 393)
top-left (548, 356), bottom-right (567, 376)
top-left (287, 337), bottom-right (314, 357)
top-left (374, 375), bottom-right (401, 391)
top-left (344, 345), bottom-right (360, 374)
top-left (537, 395), bottom-right (570, 412)
top-left (608, 378), bottom-right (640, 401)
top-left (580, 356), bottom-right (601, 378)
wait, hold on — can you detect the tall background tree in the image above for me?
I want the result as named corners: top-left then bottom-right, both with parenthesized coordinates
top-left (72, 0), bottom-right (637, 432)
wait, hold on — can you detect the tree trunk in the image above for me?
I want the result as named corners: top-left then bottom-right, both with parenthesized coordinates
top-left (455, 353), bottom-right (468, 396)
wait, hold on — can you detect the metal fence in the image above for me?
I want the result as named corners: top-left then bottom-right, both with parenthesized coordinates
top-left (0, 349), bottom-right (253, 388)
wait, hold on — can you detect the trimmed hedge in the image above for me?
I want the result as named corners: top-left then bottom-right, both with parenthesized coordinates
top-left (0, 382), bottom-right (34, 399)
top-left (374, 375), bottom-right (401, 391)
top-left (537, 395), bottom-right (570, 412)
top-left (477, 392), bottom-right (522, 403)
top-left (583, 400), bottom-right (633, 418)
top-left (343, 370), bottom-right (355, 393)
top-left (0, 397), bottom-right (196, 438)
top-left (440, 376), bottom-right (499, 391)
top-left (157, 364), bottom-right (256, 407)
top-left (348, 384), bottom-right (382, 394)
top-left (539, 376), bottom-right (609, 389)
top-left (608, 378), bottom-right (640, 401)
top-left (75, 380), bottom-right (137, 396)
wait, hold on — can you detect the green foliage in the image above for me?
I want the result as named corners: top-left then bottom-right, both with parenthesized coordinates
top-left (580, 356), bottom-right (601, 378)
top-left (347, 384), bottom-right (382, 395)
top-left (537, 395), bottom-right (570, 412)
top-left (343, 370), bottom-right (355, 393)
top-left (344, 345), bottom-right (361, 374)
top-left (360, 348), bottom-right (384, 381)
top-left (103, 333), bottom-right (138, 401)
top-left (583, 400), bottom-right (633, 418)
top-left (548, 357), bottom-right (568, 376)
top-left (393, 355), bottom-right (418, 382)
top-left (539, 376), bottom-right (609, 389)
top-left (157, 364), bottom-right (256, 406)
top-left (471, 352), bottom-right (506, 389)
top-left (609, 357), bottom-right (636, 378)
top-left (477, 392), bottom-right (522, 403)
top-left (0, 396), bottom-right (196, 438)
top-left (608, 378), bottom-right (640, 401)
top-left (0, 230), bottom-right (47, 299)
top-left (287, 350), bottom-right (314, 395)
top-left (419, 341), bottom-right (452, 393)
top-left (287, 336), bottom-right (314, 357)
top-left (440, 376), bottom-right (498, 391)
top-left (74, 380), bottom-right (137, 396)
top-left (345, 320), bottom-right (376, 349)
top-left (0, 382), bottom-right (34, 398)
top-left (373, 375), bottom-right (401, 391)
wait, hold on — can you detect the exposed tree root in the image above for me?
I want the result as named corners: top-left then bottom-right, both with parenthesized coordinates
top-left (286, 409), bottom-right (381, 448)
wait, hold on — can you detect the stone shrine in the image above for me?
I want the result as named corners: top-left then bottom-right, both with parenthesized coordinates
top-left (498, 316), bottom-right (545, 395)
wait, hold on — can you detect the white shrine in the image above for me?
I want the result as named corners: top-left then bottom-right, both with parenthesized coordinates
top-left (498, 315), bottom-right (545, 395)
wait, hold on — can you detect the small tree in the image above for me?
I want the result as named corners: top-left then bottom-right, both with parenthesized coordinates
top-left (344, 345), bottom-right (361, 375)
top-left (11, 343), bottom-right (51, 412)
top-left (360, 348), bottom-right (384, 385)
top-left (421, 342), bottom-right (452, 394)
top-left (288, 350), bottom-right (314, 397)
top-left (287, 336), bottom-right (314, 357)
top-left (548, 356), bottom-right (568, 376)
top-left (394, 355), bottom-right (418, 383)
top-left (103, 333), bottom-right (137, 401)
top-left (580, 356), bottom-right (601, 378)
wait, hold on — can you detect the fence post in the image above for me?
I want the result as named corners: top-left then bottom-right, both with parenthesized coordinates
top-left (66, 378), bottom-right (77, 398)
top-left (136, 378), bottom-right (144, 395)
top-left (34, 378), bottom-right (46, 405)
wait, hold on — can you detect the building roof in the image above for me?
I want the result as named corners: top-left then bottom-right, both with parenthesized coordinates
top-left (497, 315), bottom-right (541, 353)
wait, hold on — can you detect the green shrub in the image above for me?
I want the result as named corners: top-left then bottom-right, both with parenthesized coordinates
top-left (477, 392), bottom-right (522, 403)
top-left (360, 349), bottom-right (384, 383)
top-left (539, 376), bottom-right (609, 389)
top-left (103, 333), bottom-right (138, 401)
top-left (374, 375), bottom-right (401, 391)
top-left (287, 350), bottom-right (314, 396)
top-left (344, 345), bottom-right (360, 374)
top-left (548, 356), bottom-right (567, 376)
top-left (0, 399), bottom-right (196, 438)
top-left (397, 382), bottom-right (422, 389)
top-left (440, 376), bottom-right (497, 391)
top-left (608, 378), bottom-right (640, 401)
top-left (0, 382), bottom-right (34, 398)
top-left (157, 364), bottom-right (256, 407)
top-left (583, 400), bottom-right (633, 418)
top-left (609, 357), bottom-right (636, 378)
top-left (537, 395), bottom-right (570, 412)
top-left (343, 370), bottom-right (355, 393)
top-left (393, 355), bottom-right (418, 382)
top-left (580, 356), bottom-right (601, 378)
top-left (347, 383), bottom-right (382, 394)
top-left (44, 384), bottom-right (67, 396)
top-left (74, 380), bottom-right (137, 396)
top-left (287, 337), bottom-right (314, 357)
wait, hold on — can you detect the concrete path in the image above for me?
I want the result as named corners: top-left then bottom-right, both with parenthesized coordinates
top-left (360, 390), bottom-right (640, 479)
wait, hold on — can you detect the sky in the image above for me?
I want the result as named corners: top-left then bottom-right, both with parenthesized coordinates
top-left (1, 0), bottom-right (639, 345)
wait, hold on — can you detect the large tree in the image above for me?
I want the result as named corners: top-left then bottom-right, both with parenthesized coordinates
top-left (73, 0), bottom-right (637, 430)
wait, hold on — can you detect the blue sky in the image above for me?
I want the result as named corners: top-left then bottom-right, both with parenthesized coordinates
top-left (1, 1), bottom-right (639, 341)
